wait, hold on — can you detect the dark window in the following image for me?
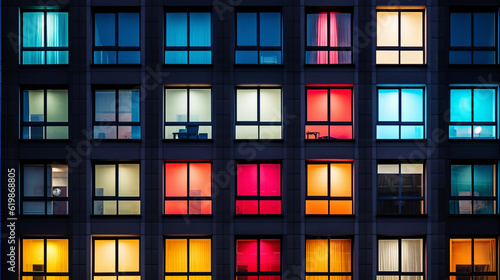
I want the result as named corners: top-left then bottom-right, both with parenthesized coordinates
top-left (236, 238), bottom-right (281, 279)
top-left (450, 164), bottom-right (496, 214)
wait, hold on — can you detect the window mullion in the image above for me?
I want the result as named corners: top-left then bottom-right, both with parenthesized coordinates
top-left (116, 164), bottom-right (120, 213)
top-left (187, 163), bottom-right (191, 214)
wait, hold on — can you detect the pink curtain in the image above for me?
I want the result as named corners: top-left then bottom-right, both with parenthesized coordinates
top-left (317, 13), bottom-right (328, 64)
top-left (330, 12), bottom-right (339, 64)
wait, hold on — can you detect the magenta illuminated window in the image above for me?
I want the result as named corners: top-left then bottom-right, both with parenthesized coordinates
top-left (164, 162), bottom-right (212, 215)
top-left (236, 238), bottom-right (281, 280)
top-left (236, 163), bottom-right (282, 215)
top-left (306, 87), bottom-right (353, 139)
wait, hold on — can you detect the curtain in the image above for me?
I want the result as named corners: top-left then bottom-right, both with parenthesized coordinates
top-left (165, 239), bottom-right (187, 272)
top-left (330, 239), bottom-right (351, 273)
top-left (190, 239), bottom-right (211, 272)
top-left (23, 12), bottom-right (44, 64)
top-left (317, 13), bottom-right (328, 63)
top-left (378, 240), bottom-right (399, 271)
top-left (401, 239), bottom-right (423, 272)
top-left (330, 13), bottom-right (351, 64)
top-left (306, 239), bottom-right (328, 272)
top-left (47, 12), bottom-right (68, 47)
top-left (47, 239), bottom-right (69, 272)
top-left (190, 13), bottom-right (210, 47)
top-left (22, 239), bottom-right (44, 272)
top-left (166, 13), bottom-right (187, 47)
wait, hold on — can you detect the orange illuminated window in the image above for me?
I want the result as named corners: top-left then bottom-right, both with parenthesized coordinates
top-left (305, 162), bottom-right (353, 215)
top-left (92, 237), bottom-right (140, 280)
top-left (21, 237), bottom-right (69, 279)
top-left (165, 162), bottom-right (212, 215)
top-left (306, 87), bottom-right (353, 139)
top-left (306, 238), bottom-right (352, 279)
top-left (165, 237), bottom-right (212, 279)
top-left (450, 238), bottom-right (497, 279)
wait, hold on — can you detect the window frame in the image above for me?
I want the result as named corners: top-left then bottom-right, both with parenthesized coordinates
top-left (376, 9), bottom-right (426, 65)
top-left (164, 9), bottom-right (213, 65)
top-left (449, 86), bottom-right (498, 139)
top-left (235, 87), bottom-right (283, 140)
top-left (21, 162), bottom-right (69, 215)
top-left (92, 9), bottom-right (141, 65)
top-left (376, 86), bottom-right (426, 140)
top-left (164, 236), bottom-right (212, 279)
top-left (235, 9), bottom-right (283, 65)
top-left (305, 161), bottom-right (354, 215)
top-left (235, 236), bottom-right (282, 279)
top-left (449, 237), bottom-right (498, 279)
top-left (377, 237), bottom-right (425, 279)
top-left (92, 163), bottom-right (141, 215)
top-left (305, 236), bottom-right (353, 279)
top-left (92, 237), bottom-right (141, 279)
top-left (20, 8), bottom-right (69, 65)
top-left (305, 86), bottom-right (354, 140)
top-left (20, 88), bottom-right (69, 140)
top-left (377, 162), bottom-right (425, 216)
top-left (305, 9), bottom-right (353, 65)
top-left (92, 88), bottom-right (141, 140)
top-left (20, 237), bottom-right (70, 279)
top-left (235, 161), bottom-right (282, 215)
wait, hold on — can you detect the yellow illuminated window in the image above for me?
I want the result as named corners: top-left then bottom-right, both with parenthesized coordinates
top-left (93, 237), bottom-right (140, 280)
top-left (306, 238), bottom-right (352, 279)
top-left (21, 238), bottom-right (69, 279)
top-left (165, 238), bottom-right (212, 279)
top-left (450, 238), bottom-right (496, 279)
top-left (306, 162), bottom-right (353, 215)
top-left (376, 10), bottom-right (425, 64)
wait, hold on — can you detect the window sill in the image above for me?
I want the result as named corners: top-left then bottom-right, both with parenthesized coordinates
top-left (305, 139), bottom-right (355, 142)
top-left (234, 139), bottom-right (284, 143)
top-left (304, 64), bottom-right (354, 67)
top-left (376, 139), bottom-right (427, 142)
top-left (162, 139), bottom-right (213, 142)
top-left (305, 214), bottom-right (355, 217)
top-left (235, 214), bottom-right (283, 217)
top-left (234, 64), bottom-right (284, 67)
top-left (19, 139), bottom-right (70, 142)
top-left (90, 139), bottom-right (142, 142)
top-left (448, 64), bottom-right (499, 67)
top-left (90, 215), bottom-right (142, 217)
top-left (376, 214), bottom-right (428, 218)
top-left (448, 138), bottom-right (499, 141)
top-left (163, 64), bottom-right (213, 67)
top-left (162, 214), bottom-right (213, 217)
top-left (20, 214), bottom-right (70, 217)
top-left (376, 64), bottom-right (427, 67)
top-left (91, 64), bottom-right (141, 67)
top-left (449, 214), bottom-right (498, 216)
top-left (19, 64), bottom-right (69, 67)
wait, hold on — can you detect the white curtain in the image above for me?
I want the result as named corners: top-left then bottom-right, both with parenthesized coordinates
top-left (378, 240), bottom-right (399, 271)
top-left (401, 239), bottom-right (423, 272)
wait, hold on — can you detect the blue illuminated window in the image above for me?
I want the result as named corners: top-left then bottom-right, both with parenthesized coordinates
top-left (236, 12), bottom-right (282, 64)
top-left (165, 12), bottom-right (211, 64)
top-left (20, 9), bottom-right (68, 65)
top-left (94, 12), bottom-right (140, 64)
top-left (449, 87), bottom-right (497, 139)
top-left (377, 87), bottom-right (425, 139)
top-left (450, 12), bottom-right (497, 64)
top-left (450, 164), bottom-right (496, 214)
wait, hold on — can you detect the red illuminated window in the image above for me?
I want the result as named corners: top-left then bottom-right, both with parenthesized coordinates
top-left (236, 163), bottom-right (282, 215)
top-left (236, 238), bottom-right (281, 280)
top-left (164, 162), bottom-right (212, 215)
top-left (306, 87), bottom-right (353, 139)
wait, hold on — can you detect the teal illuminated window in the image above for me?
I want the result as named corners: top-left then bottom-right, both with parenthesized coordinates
top-left (236, 12), bottom-right (282, 64)
top-left (165, 12), bottom-right (211, 64)
top-left (377, 87), bottom-right (425, 139)
top-left (449, 87), bottom-right (497, 139)
top-left (94, 12), bottom-right (140, 64)
top-left (450, 164), bottom-right (496, 214)
top-left (20, 9), bottom-right (68, 65)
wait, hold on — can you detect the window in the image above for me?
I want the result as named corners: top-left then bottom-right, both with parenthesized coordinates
top-left (306, 238), bottom-right (352, 279)
top-left (449, 87), bottom-right (497, 139)
top-left (21, 89), bottom-right (68, 139)
top-left (377, 87), bottom-right (425, 140)
top-left (21, 238), bottom-right (69, 279)
top-left (20, 9), bottom-right (68, 65)
top-left (94, 12), bottom-right (140, 64)
top-left (236, 163), bottom-right (281, 215)
top-left (94, 89), bottom-right (140, 139)
top-left (164, 88), bottom-right (212, 139)
top-left (93, 163), bottom-right (140, 215)
top-left (377, 238), bottom-right (424, 280)
top-left (377, 163), bottom-right (424, 215)
top-left (165, 238), bottom-right (212, 279)
top-left (450, 11), bottom-right (496, 64)
top-left (236, 88), bottom-right (282, 139)
top-left (164, 162), bottom-right (212, 215)
top-left (305, 162), bottom-right (353, 215)
top-left (236, 238), bottom-right (281, 279)
top-left (376, 10), bottom-right (425, 64)
top-left (306, 11), bottom-right (352, 64)
top-left (22, 164), bottom-right (68, 215)
top-left (305, 87), bottom-right (353, 139)
top-left (165, 12), bottom-right (211, 64)
top-left (93, 237), bottom-right (140, 280)
top-left (450, 238), bottom-right (497, 280)
top-left (236, 12), bottom-right (282, 64)
top-left (450, 164), bottom-right (496, 214)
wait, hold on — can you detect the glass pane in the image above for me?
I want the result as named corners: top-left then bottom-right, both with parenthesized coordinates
top-left (235, 125), bottom-right (258, 139)
top-left (473, 200), bottom-right (495, 214)
top-left (330, 163), bottom-right (352, 197)
top-left (190, 13), bottom-right (211, 47)
top-left (331, 51), bottom-right (352, 64)
top-left (377, 277), bottom-right (399, 280)
top-left (95, 13), bottom-right (115, 46)
top-left (331, 89), bottom-right (352, 122)
top-left (401, 239), bottom-right (423, 272)
top-left (118, 13), bottom-right (139, 47)
top-left (378, 89), bottom-right (399, 121)
top-left (401, 200), bottom-right (423, 215)
top-left (307, 13), bottom-right (327, 47)
top-left (47, 49), bottom-right (68, 64)
top-left (260, 51), bottom-right (281, 64)
top-left (473, 51), bottom-right (495, 64)
top-left (305, 200), bottom-right (329, 214)
top-left (23, 201), bottom-right (44, 214)
top-left (23, 51), bottom-right (45, 64)
top-left (94, 126), bottom-right (117, 139)
top-left (50, 201), bottom-right (68, 215)
top-left (306, 239), bottom-right (328, 272)
top-left (189, 200), bottom-right (212, 215)
top-left (118, 126), bottom-right (140, 139)
top-left (474, 13), bottom-right (495, 47)
top-left (330, 239), bottom-right (351, 272)
top-left (450, 51), bottom-right (472, 64)
top-left (401, 51), bottom-right (424, 64)
top-left (190, 163), bottom-right (212, 197)
top-left (189, 89), bottom-right (211, 122)
top-left (47, 12), bottom-right (68, 47)
top-left (260, 239), bottom-right (281, 272)
top-left (25, 90), bottom-right (45, 122)
top-left (165, 89), bottom-right (188, 122)
top-left (330, 200), bottom-right (353, 215)
top-left (23, 12), bottom-right (44, 47)
top-left (378, 240), bottom-right (399, 271)
top-left (260, 89), bottom-right (281, 122)
top-left (305, 125), bottom-right (328, 139)
top-left (165, 51), bottom-right (187, 64)
top-left (307, 164), bottom-right (328, 196)
top-left (24, 165), bottom-right (44, 197)
top-left (46, 239), bottom-right (68, 273)
top-left (402, 89), bottom-right (423, 122)
top-left (377, 125), bottom-right (399, 139)
top-left (165, 239), bottom-right (187, 272)
top-left (260, 200), bottom-right (281, 214)
top-left (165, 163), bottom-right (187, 197)
top-left (96, 90), bottom-right (116, 121)
top-left (236, 51), bottom-right (258, 64)
top-left (401, 174), bottom-right (422, 196)
top-left (473, 125), bottom-right (495, 139)
top-left (260, 13), bottom-right (281, 47)
top-left (118, 51), bottom-right (140, 64)
top-left (474, 239), bottom-right (496, 271)
top-left (164, 200), bottom-right (187, 215)
top-left (260, 164), bottom-right (281, 196)
top-left (95, 240), bottom-right (116, 272)
top-left (118, 239), bottom-right (139, 272)
top-left (118, 200), bottom-right (140, 214)
top-left (376, 50), bottom-right (399, 64)
top-left (22, 239), bottom-right (44, 272)
top-left (190, 239), bottom-right (211, 272)
top-left (401, 12), bottom-right (423, 47)
top-left (473, 89), bottom-right (495, 122)
top-left (94, 200), bottom-right (117, 215)
top-left (450, 200), bottom-right (472, 214)
top-left (237, 90), bottom-right (258, 121)
top-left (450, 239), bottom-right (471, 272)
top-left (331, 13), bottom-right (351, 47)
top-left (94, 51), bottom-right (117, 64)
top-left (50, 164), bottom-right (68, 197)
top-left (118, 90), bottom-right (140, 122)
top-left (236, 200), bottom-right (258, 214)
top-left (378, 174), bottom-right (399, 197)
top-left (260, 125), bottom-right (281, 139)
top-left (401, 126), bottom-right (424, 139)
top-left (449, 125), bottom-right (472, 139)
top-left (474, 165), bottom-right (494, 196)
top-left (306, 51), bottom-right (329, 64)
top-left (47, 90), bottom-right (68, 122)
top-left (166, 13), bottom-right (187, 47)
top-left (236, 240), bottom-right (257, 272)
top-left (377, 12), bottom-right (398, 46)
top-left (95, 165), bottom-right (116, 196)
top-left (307, 90), bottom-right (328, 121)
top-left (450, 89), bottom-right (472, 122)
top-left (237, 13), bottom-right (257, 46)
top-left (189, 51), bottom-right (211, 64)
top-left (450, 13), bottom-right (471, 46)
top-left (237, 164), bottom-right (257, 196)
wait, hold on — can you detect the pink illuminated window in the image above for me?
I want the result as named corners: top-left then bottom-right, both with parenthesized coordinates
top-left (164, 162), bottom-right (212, 215)
top-left (236, 163), bottom-right (282, 215)
top-left (236, 238), bottom-right (281, 280)
top-left (306, 87), bottom-right (353, 139)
